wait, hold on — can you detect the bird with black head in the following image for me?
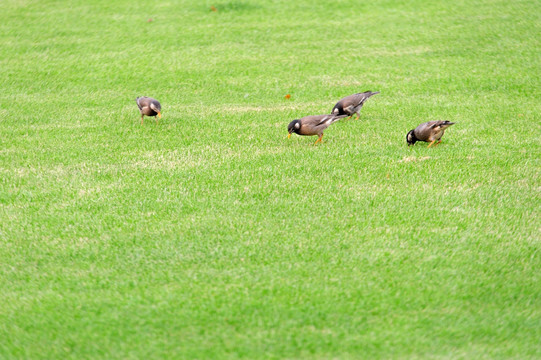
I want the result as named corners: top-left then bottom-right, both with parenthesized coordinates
top-left (136, 96), bottom-right (162, 125)
top-left (288, 114), bottom-right (347, 145)
top-left (406, 121), bottom-right (455, 147)
top-left (332, 91), bottom-right (379, 120)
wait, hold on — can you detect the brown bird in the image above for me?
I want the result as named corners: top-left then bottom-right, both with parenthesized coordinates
top-left (406, 121), bottom-right (455, 147)
top-left (136, 97), bottom-right (162, 125)
top-left (332, 91), bottom-right (379, 120)
top-left (288, 114), bottom-right (347, 144)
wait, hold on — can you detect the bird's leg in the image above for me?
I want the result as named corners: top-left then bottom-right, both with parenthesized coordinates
top-left (314, 134), bottom-right (323, 145)
top-left (427, 140), bottom-right (436, 148)
top-left (433, 140), bottom-right (442, 147)
top-left (141, 114), bottom-right (144, 125)
top-left (354, 112), bottom-right (360, 120)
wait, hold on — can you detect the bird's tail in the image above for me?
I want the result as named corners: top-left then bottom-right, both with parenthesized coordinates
top-left (363, 91), bottom-right (380, 99)
top-left (330, 114), bottom-right (348, 123)
top-left (354, 91), bottom-right (380, 106)
top-left (440, 120), bottom-right (455, 128)
top-left (315, 114), bottom-right (347, 127)
top-left (430, 120), bottom-right (456, 130)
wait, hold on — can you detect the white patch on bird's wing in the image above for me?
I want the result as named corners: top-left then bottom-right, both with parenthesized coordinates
top-left (294, 122), bottom-right (300, 129)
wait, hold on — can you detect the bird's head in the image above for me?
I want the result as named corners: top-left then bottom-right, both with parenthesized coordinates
top-left (150, 101), bottom-right (162, 118)
top-left (406, 130), bottom-right (417, 146)
top-left (287, 119), bottom-right (301, 138)
top-left (332, 103), bottom-right (343, 115)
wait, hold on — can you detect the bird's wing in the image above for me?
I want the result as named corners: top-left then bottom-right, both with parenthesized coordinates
top-left (340, 94), bottom-right (362, 108)
top-left (298, 115), bottom-right (334, 131)
top-left (136, 97), bottom-right (150, 110)
top-left (335, 94), bottom-right (366, 111)
top-left (413, 122), bottom-right (434, 141)
top-left (429, 120), bottom-right (454, 130)
top-left (312, 114), bottom-right (347, 128)
top-left (313, 114), bottom-right (337, 127)
top-left (301, 115), bottom-right (323, 126)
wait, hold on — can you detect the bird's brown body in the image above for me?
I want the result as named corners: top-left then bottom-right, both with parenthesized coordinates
top-left (406, 121), bottom-right (455, 147)
top-left (332, 91), bottom-right (379, 120)
top-left (288, 114), bottom-right (347, 144)
top-left (136, 97), bottom-right (162, 124)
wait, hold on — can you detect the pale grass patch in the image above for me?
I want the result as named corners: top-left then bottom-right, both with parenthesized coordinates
top-left (400, 156), bottom-right (431, 163)
top-left (0, 148), bottom-right (17, 155)
top-left (127, 150), bottom-right (203, 170)
top-left (217, 102), bottom-right (322, 114)
top-left (121, 146), bottom-right (253, 171)
top-left (343, 184), bottom-right (393, 200)
top-left (0, 166), bottom-right (30, 178)
top-left (77, 185), bottom-right (108, 198)
top-left (357, 46), bottom-right (433, 57)
top-left (26, 121), bottom-right (98, 130)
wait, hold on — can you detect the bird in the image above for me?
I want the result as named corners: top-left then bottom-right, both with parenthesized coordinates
top-left (136, 97), bottom-right (162, 125)
top-left (287, 114), bottom-right (347, 144)
top-left (406, 121), bottom-right (455, 147)
top-left (332, 91), bottom-right (380, 120)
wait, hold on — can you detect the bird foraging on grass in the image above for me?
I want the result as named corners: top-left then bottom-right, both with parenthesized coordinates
top-left (136, 97), bottom-right (162, 125)
top-left (406, 121), bottom-right (455, 147)
top-left (332, 91), bottom-right (379, 120)
top-left (287, 114), bottom-right (347, 145)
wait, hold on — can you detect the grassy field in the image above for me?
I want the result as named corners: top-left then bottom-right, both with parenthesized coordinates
top-left (1, 0), bottom-right (540, 358)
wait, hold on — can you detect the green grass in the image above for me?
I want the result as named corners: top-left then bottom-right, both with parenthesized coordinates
top-left (1, 0), bottom-right (540, 358)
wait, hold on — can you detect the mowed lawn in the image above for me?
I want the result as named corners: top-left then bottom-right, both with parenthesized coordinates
top-left (1, 0), bottom-right (540, 358)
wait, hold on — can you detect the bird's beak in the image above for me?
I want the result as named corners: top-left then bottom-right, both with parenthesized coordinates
top-left (158, 111), bottom-right (162, 119)
top-left (287, 133), bottom-right (291, 139)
